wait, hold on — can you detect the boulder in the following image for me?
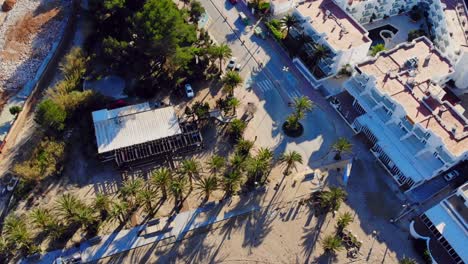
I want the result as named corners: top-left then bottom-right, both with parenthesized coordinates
top-left (2, 0), bottom-right (16, 12)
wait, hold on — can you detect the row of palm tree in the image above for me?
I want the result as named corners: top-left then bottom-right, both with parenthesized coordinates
top-left (0, 146), bottom-right (306, 257)
top-left (279, 14), bottom-right (333, 75)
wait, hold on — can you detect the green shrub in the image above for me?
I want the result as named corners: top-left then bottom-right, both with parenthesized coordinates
top-left (9, 106), bottom-right (22, 116)
top-left (266, 22), bottom-right (284, 41)
top-left (409, 6), bottom-right (423, 21)
top-left (192, 101), bottom-right (210, 119)
top-left (36, 99), bottom-right (67, 132)
top-left (269, 19), bottom-right (281, 29)
top-left (258, 2), bottom-right (270, 12)
top-left (13, 138), bottom-right (65, 182)
top-left (407, 29), bottom-right (426, 41)
top-left (370, 44), bottom-right (385, 56)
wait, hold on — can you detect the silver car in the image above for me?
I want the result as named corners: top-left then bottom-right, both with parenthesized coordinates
top-left (184, 84), bottom-right (195, 98)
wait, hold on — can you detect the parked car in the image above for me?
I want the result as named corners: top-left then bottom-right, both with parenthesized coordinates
top-left (239, 12), bottom-right (249, 25)
top-left (234, 64), bottom-right (241, 71)
top-left (444, 170), bottom-right (459, 181)
top-left (227, 57), bottom-right (237, 70)
top-left (184, 84), bottom-right (195, 98)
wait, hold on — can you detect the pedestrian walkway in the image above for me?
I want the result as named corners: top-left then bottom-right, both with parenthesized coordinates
top-left (254, 78), bottom-right (302, 100)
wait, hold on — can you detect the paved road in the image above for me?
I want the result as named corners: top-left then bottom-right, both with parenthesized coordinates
top-left (201, 0), bottom-right (309, 101)
top-left (200, 0), bottom-right (343, 167)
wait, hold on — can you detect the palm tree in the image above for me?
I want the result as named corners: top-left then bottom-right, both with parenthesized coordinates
top-left (280, 14), bottom-right (300, 36)
top-left (210, 43), bottom-right (232, 70)
top-left (169, 177), bottom-right (188, 206)
top-left (56, 193), bottom-right (83, 222)
top-left (292, 96), bottom-right (314, 117)
top-left (150, 168), bottom-right (172, 198)
top-left (279, 150), bottom-right (303, 175)
top-left (3, 214), bottom-right (32, 252)
top-left (137, 188), bottom-right (157, 213)
top-left (222, 171), bottom-right (242, 195)
top-left (72, 205), bottom-right (97, 230)
top-left (230, 153), bottom-right (246, 171)
top-left (109, 200), bottom-right (129, 225)
top-left (322, 235), bottom-right (343, 255)
top-left (30, 208), bottom-right (53, 230)
top-left (227, 97), bottom-right (240, 115)
top-left (120, 178), bottom-right (144, 207)
top-left (179, 158), bottom-right (201, 189)
top-left (320, 187), bottom-right (347, 212)
top-left (285, 113), bottom-right (301, 130)
top-left (257, 147), bottom-right (273, 162)
top-left (207, 155), bottom-right (225, 176)
top-left (93, 193), bottom-right (111, 220)
top-left (0, 236), bottom-right (10, 256)
top-left (228, 119), bottom-right (247, 139)
top-left (332, 137), bottom-right (353, 160)
top-left (235, 138), bottom-right (254, 156)
top-left (285, 96), bottom-right (314, 131)
top-left (246, 156), bottom-right (269, 184)
top-left (311, 44), bottom-right (331, 73)
top-left (337, 212), bottom-right (353, 231)
top-left (196, 176), bottom-right (218, 201)
top-left (399, 256), bottom-right (417, 264)
top-left (222, 71), bottom-right (243, 96)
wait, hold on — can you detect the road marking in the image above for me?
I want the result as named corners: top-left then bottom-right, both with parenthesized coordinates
top-left (255, 79), bottom-right (274, 93)
top-left (287, 90), bottom-right (302, 99)
top-left (255, 79), bottom-right (303, 100)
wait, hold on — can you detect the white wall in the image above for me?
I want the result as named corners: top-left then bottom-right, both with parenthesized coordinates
top-left (270, 0), bottom-right (296, 16)
top-left (452, 50), bottom-right (468, 90)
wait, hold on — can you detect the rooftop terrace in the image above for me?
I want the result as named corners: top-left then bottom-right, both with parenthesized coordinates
top-left (295, 0), bottom-right (370, 51)
top-left (440, 0), bottom-right (468, 49)
top-left (357, 38), bottom-right (468, 156)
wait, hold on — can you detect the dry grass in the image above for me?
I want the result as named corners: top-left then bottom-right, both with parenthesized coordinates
top-left (0, 8), bottom-right (61, 61)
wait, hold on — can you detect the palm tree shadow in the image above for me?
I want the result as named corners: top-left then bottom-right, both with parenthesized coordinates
top-left (301, 212), bottom-right (328, 264)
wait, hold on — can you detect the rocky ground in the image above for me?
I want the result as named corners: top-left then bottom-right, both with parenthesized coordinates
top-left (0, 0), bottom-right (70, 93)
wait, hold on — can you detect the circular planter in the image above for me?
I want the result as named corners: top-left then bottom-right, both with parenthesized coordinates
top-left (282, 122), bottom-right (304, 138)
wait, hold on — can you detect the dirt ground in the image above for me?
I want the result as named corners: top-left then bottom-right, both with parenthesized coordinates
top-left (1, 8), bottom-right (62, 61)
top-left (100, 169), bottom-right (415, 264)
top-left (11, 81), bottom-right (242, 250)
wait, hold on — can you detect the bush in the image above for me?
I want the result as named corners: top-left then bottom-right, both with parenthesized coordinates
top-left (370, 44), bottom-right (385, 56)
top-left (269, 19), bottom-right (281, 29)
top-left (412, 239), bottom-right (432, 264)
top-left (258, 2), bottom-right (270, 12)
top-left (36, 99), bottom-right (67, 132)
top-left (13, 138), bottom-right (65, 182)
top-left (192, 101), bottom-right (210, 119)
top-left (266, 21), bottom-right (284, 41)
top-left (410, 6), bottom-right (422, 21)
top-left (9, 106), bottom-right (22, 116)
top-left (407, 29), bottom-right (426, 41)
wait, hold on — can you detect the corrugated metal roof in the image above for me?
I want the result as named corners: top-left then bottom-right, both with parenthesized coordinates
top-left (92, 103), bottom-right (182, 153)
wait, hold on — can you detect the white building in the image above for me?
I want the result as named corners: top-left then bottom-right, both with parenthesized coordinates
top-left (341, 37), bottom-right (468, 190)
top-left (333, 0), bottom-right (418, 24)
top-left (270, 0), bottom-right (296, 15)
top-left (410, 182), bottom-right (468, 264)
top-left (291, 0), bottom-right (372, 82)
top-left (270, 0), bottom-right (468, 89)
